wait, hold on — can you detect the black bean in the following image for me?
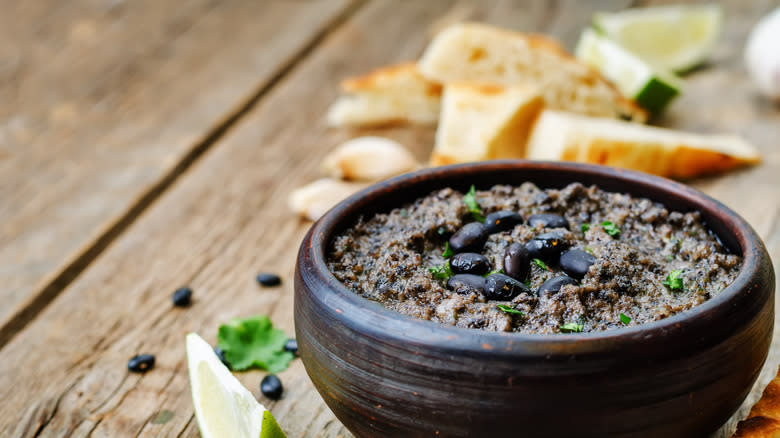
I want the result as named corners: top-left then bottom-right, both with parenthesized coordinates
top-left (528, 213), bottom-right (569, 230)
top-left (485, 274), bottom-right (529, 301)
top-left (284, 338), bottom-right (298, 356)
top-left (256, 273), bottom-right (282, 287)
top-left (450, 253), bottom-right (491, 275)
top-left (449, 222), bottom-right (489, 253)
top-left (525, 232), bottom-right (569, 261)
top-left (214, 347), bottom-right (230, 369)
top-left (503, 243), bottom-right (530, 281)
top-left (446, 274), bottom-right (487, 295)
top-left (172, 286), bottom-right (192, 307)
top-left (128, 354), bottom-right (155, 373)
top-left (484, 210), bottom-right (523, 234)
top-left (261, 374), bottom-right (284, 400)
top-left (537, 276), bottom-right (578, 297)
top-left (559, 249), bottom-right (597, 279)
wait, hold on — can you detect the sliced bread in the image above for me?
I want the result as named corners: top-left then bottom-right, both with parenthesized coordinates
top-left (327, 62), bottom-right (442, 127)
top-left (418, 23), bottom-right (647, 122)
top-left (431, 82), bottom-right (544, 166)
top-left (526, 110), bottom-right (761, 179)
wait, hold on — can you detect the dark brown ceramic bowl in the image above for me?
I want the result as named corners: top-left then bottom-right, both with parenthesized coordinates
top-left (294, 161), bottom-right (775, 438)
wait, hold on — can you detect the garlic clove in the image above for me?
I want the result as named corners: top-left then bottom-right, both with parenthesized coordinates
top-left (288, 178), bottom-right (368, 221)
top-left (745, 7), bottom-right (780, 100)
top-left (321, 136), bottom-right (420, 181)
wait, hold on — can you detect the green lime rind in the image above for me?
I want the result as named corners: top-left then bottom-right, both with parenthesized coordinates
top-left (632, 77), bottom-right (680, 115)
top-left (260, 410), bottom-right (287, 438)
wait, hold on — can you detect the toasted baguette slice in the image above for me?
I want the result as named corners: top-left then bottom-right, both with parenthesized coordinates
top-left (418, 23), bottom-right (647, 122)
top-left (327, 62), bottom-right (442, 127)
top-left (431, 82), bottom-right (544, 166)
top-left (526, 110), bottom-right (761, 179)
top-left (732, 365), bottom-right (780, 437)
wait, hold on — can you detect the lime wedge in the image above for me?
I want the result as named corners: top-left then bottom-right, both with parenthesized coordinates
top-left (576, 28), bottom-right (683, 115)
top-left (186, 333), bottom-right (286, 438)
top-left (593, 4), bottom-right (723, 72)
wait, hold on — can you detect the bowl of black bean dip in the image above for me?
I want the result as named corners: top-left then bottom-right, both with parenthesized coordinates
top-left (294, 160), bottom-right (775, 438)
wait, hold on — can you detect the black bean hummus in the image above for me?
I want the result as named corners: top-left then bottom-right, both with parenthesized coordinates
top-left (327, 183), bottom-right (741, 334)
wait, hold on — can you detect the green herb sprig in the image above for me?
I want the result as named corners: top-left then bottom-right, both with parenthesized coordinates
top-left (429, 261), bottom-right (453, 281)
top-left (484, 269), bottom-right (505, 277)
top-left (442, 242), bottom-right (454, 258)
top-left (602, 221), bottom-right (621, 237)
top-left (560, 322), bottom-right (584, 333)
top-left (581, 223), bottom-right (591, 233)
top-left (662, 269), bottom-right (685, 291)
top-left (532, 258), bottom-right (549, 271)
top-left (497, 304), bottom-right (525, 316)
top-left (463, 185), bottom-right (485, 222)
top-left (619, 313), bottom-right (631, 324)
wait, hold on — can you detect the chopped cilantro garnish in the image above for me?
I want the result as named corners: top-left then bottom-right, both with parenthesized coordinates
top-left (216, 315), bottom-right (295, 372)
top-left (584, 246), bottom-right (594, 255)
top-left (581, 223), bottom-right (591, 232)
top-left (532, 258), bottom-right (549, 271)
top-left (523, 278), bottom-right (531, 287)
top-left (429, 261), bottom-right (453, 281)
top-left (665, 254), bottom-right (675, 262)
top-left (602, 221), bottom-right (621, 237)
top-left (442, 242), bottom-right (454, 258)
top-left (619, 313), bottom-right (631, 324)
top-left (484, 269), bottom-right (505, 277)
top-left (497, 304), bottom-right (525, 316)
top-left (560, 322), bottom-right (584, 333)
top-left (463, 185), bottom-right (485, 222)
top-left (662, 269), bottom-right (685, 291)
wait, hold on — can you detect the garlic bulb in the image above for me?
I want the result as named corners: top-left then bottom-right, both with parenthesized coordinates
top-left (288, 178), bottom-right (368, 221)
top-left (745, 7), bottom-right (780, 100)
top-left (321, 136), bottom-right (419, 181)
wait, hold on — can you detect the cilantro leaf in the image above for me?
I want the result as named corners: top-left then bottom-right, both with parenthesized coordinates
top-left (484, 269), bottom-right (505, 277)
top-left (602, 221), bottom-right (621, 237)
top-left (429, 261), bottom-right (453, 281)
top-left (581, 223), bottom-right (591, 233)
top-left (442, 242), bottom-right (454, 258)
top-left (662, 269), bottom-right (685, 291)
top-left (217, 315), bottom-right (295, 372)
top-left (463, 185), bottom-right (485, 222)
top-left (532, 258), bottom-right (549, 271)
top-left (497, 304), bottom-right (525, 316)
top-left (584, 246), bottom-right (594, 255)
top-left (619, 313), bottom-right (631, 324)
top-left (560, 322), bottom-right (584, 333)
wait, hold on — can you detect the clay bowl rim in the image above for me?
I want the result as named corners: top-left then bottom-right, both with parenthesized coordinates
top-left (302, 160), bottom-right (768, 357)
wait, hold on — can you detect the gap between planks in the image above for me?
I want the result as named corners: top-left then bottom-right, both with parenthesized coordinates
top-left (0, 0), bottom-right (367, 350)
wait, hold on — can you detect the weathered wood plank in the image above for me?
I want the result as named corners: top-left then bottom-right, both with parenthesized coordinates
top-left (0, 1), bottom-right (636, 436)
top-left (0, 0), bottom-right (356, 339)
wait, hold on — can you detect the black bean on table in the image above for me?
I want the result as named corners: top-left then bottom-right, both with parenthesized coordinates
top-left (261, 374), bottom-right (284, 400)
top-left (503, 243), bottom-right (530, 281)
top-left (446, 274), bottom-right (487, 295)
top-left (172, 286), bottom-right (192, 307)
top-left (449, 222), bottom-right (489, 253)
top-left (484, 210), bottom-right (524, 234)
top-left (537, 276), bottom-right (578, 297)
top-left (450, 253), bottom-right (491, 275)
top-left (284, 338), bottom-right (298, 356)
top-left (256, 272), bottom-right (282, 287)
top-left (485, 273), bottom-right (529, 301)
top-left (525, 232), bottom-right (569, 261)
top-left (559, 249), bottom-right (597, 279)
top-left (128, 354), bottom-right (155, 373)
top-left (528, 213), bottom-right (569, 230)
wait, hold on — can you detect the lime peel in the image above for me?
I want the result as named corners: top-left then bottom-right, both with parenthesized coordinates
top-left (186, 333), bottom-right (287, 438)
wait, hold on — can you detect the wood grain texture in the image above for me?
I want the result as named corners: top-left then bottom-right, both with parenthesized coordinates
top-left (1, 0), bottom-right (778, 437)
top-left (0, 1), bottom-right (634, 436)
top-left (0, 0), bottom-right (355, 336)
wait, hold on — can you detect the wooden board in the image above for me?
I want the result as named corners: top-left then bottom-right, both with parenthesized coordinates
top-left (1, 0), bottom-right (778, 437)
top-left (0, 0), bottom-right (355, 338)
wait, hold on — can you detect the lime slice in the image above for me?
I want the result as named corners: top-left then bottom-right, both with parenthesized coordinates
top-left (576, 28), bottom-right (683, 115)
top-left (186, 333), bottom-right (286, 438)
top-left (593, 4), bottom-right (723, 72)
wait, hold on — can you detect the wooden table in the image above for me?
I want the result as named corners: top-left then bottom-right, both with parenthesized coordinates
top-left (1, 0), bottom-right (777, 436)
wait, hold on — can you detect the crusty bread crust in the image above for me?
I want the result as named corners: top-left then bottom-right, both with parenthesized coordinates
top-left (341, 62), bottom-right (442, 97)
top-left (418, 22), bottom-right (647, 122)
top-left (733, 366), bottom-right (780, 437)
